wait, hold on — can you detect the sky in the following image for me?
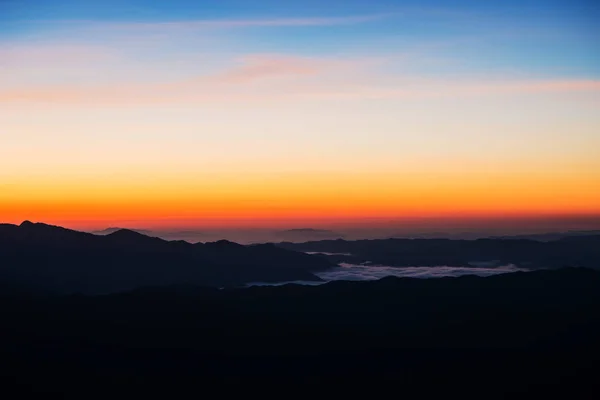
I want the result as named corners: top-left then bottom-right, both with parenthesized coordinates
top-left (1, 0), bottom-right (599, 232)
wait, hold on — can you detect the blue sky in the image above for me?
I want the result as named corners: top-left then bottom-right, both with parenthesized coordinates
top-left (1, 0), bottom-right (598, 77)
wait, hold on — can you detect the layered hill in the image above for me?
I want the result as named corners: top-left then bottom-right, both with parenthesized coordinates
top-left (276, 236), bottom-right (600, 268)
top-left (0, 221), bottom-right (334, 294)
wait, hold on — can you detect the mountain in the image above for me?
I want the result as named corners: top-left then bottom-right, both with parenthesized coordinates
top-left (91, 227), bottom-right (154, 236)
top-left (489, 230), bottom-right (600, 241)
top-left (276, 236), bottom-right (600, 269)
top-left (1, 268), bottom-right (599, 395)
top-left (0, 221), bottom-right (335, 294)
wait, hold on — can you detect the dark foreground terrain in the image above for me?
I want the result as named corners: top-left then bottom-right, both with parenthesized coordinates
top-left (2, 268), bottom-right (600, 397)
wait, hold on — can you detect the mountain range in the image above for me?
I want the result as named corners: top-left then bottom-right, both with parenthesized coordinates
top-left (91, 227), bottom-right (154, 236)
top-left (2, 221), bottom-right (600, 394)
top-left (0, 221), bottom-right (334, 294)
top-left (277, 235), bottom-right (600, 269)
top-left (4, 221), bottom-right (600, 296)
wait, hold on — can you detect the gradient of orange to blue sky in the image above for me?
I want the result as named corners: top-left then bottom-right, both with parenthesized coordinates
top-left (1, 0), bottom-right (599, 231)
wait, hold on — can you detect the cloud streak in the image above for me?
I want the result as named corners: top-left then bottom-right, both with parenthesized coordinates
top-left (0, 54), bottom-right (365, 103)
top-left (210, 55), bottom-right (333, 84)
top-left (0, 44), bottom-right (114, 67)
top-left (70, 14), bottom-right (391, 33)
top-left (3, 63), bottom-right (599, 105)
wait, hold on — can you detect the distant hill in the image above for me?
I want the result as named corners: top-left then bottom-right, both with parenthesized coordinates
top-left (276, 236), bottom-right (600, 269)
top-left (91, 227), bottom-right (154, 236)
top-left (0, 221), bottom-right (335, 294)
top-left (489, 230), bottom-right (600, 241)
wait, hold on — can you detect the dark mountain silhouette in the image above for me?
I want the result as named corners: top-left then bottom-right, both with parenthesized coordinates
top-left (0, 221), bottom-right (334, 294)
top-left (91, 227), bottom-right (154, 236)
top-left (1, 267), bottom-right (599, 395)
top-left (276, 236), bottom-right (600, 269)
top-left (489, 230), bottom-right (600, 241)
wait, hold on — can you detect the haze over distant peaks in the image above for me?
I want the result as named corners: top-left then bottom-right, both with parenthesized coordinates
top-left (489, 230), bottom-right (600, 241)
top-left (279, 228), bottom-right (344, 239)
top-left (284, 228), bottom-right (336, 233)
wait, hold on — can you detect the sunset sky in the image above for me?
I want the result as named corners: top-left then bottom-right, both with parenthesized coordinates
top-left (1, 0), bottom-right (599, 231)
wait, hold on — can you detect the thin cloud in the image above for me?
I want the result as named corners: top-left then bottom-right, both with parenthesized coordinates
top-left (0, 55), bottom-right (365, 103)
top-left (73, 14), bottom-right (391, 33)
top-left (210, 56), bottom-right (329, 84)
top-left (0, 44), bottom-right (114, 66)
top-left (2, 50), bottom-right (599, 105)
top-left (3, 79), bottom-right (600, 105)
top-left (298, 79), bottom-right (600, 101)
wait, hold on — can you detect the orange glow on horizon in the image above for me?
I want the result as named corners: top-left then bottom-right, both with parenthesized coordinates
top-left (2, 168), bottom-right (599, 230)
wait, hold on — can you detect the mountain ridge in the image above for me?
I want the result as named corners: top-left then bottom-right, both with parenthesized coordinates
top-left (276, 236), bottom-right (600, 269)
top-left (0, 221), bottom-right (334, 294)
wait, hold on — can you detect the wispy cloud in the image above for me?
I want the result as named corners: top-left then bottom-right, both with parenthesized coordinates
top-left (0, 54), bottom-right (369, 103)
top-left (0, 44), bottom-right (115, 67)
top-left (3, 56), bottom-right (599, 106)
top-left (2, 35), bottom-right (599, 105)
top-left (210, 55), bottom-right (331, 84)
top-left (69, 14), bottom-right (391, 33)
top-left (301, 79), bottom-right (600, 101)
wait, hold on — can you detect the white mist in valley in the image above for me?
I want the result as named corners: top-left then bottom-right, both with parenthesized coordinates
top-left (316, 263), bottom-right (524, 281)
top-left (247, 264), bottom-right (526, 287)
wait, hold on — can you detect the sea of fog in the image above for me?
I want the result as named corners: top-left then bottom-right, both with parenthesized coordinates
top-left (319, 263), bottom-right (524, 280)
top-left (247, 263), bottom-right (526, 287)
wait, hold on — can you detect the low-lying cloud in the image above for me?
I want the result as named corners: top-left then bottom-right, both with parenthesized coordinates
top-left (316, 264), bottom-right (525, 281)
top-left (306, 252), bottom-right (353, 256)
top-left (247, 263), bottom-right (526, 287)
